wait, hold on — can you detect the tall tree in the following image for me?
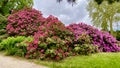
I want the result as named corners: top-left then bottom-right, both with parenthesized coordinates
top-left (95, 0), bottom-right (120, 4)
top-left (87, 1), bottom-right (120, 35)
top-left (0, 0), bottom-right (33, 15)
top-left (57, 0), bottom-right (120, 4)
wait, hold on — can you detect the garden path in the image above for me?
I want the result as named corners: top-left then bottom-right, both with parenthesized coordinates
top-left (0, 54), bottom-right (48, 68)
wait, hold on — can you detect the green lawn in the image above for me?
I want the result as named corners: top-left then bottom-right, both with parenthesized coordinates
top-left (33, 53), bottom-right (120, 68)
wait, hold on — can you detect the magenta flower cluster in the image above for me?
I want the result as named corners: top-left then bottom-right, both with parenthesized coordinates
top-left (6, 8), bottom-right (46, 36)
top-left (67, 23), bottom-right (120, 52)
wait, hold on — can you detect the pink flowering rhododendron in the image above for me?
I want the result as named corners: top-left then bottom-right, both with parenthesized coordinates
top-left (6, 8), bottom-right (46, 36)
top-left (26, 15), bottom-right (75, 60)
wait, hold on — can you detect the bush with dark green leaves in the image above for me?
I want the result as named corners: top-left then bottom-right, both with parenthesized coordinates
top-left (116, 30), bottom-right (120, 41)
top-left (0, 14), bottom-right (8, 42)
top-left (0, 14), bottom-right (7, 30)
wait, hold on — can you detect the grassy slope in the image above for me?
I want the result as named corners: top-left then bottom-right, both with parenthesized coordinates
top-left (34, 53), bottom-right (120, 68)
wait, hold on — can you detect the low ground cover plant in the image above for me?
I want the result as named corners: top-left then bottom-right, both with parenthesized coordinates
top-left (0, 36), bottom-right (33, 57)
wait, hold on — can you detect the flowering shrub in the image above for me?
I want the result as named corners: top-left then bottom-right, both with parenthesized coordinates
top-left (26, 15), bottom-right (75, 60)
top-left (6, 8), bottom-right (45, 36)
top-left (73, 33), bottom-right (92, 44)
top-left (67, 23), bottom-right (120, 52)
top-left (33, 15), bottom-right (74, 40)
top-left (4, 8), bottom-right (120, 60)
top-left (26, 36), bottom-right (75, 60)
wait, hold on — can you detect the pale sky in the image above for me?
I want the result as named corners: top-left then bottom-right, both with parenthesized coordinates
top-left (33, 0), bottom-right (120, 30)
top-left (33, 0), bottom-right (91, 26)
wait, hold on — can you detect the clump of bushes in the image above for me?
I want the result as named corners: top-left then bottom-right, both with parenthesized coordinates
top-left (0, 36), bottom-right (33, 57)
top-left (6, 8), bottom-right (46, 36)
top-left (25, 16), bottom-right (99, 60)
top-left (26, 15), bottom-right (75, 60)
top-left (2, 8), bottom-right (119, 61)
top-left (67, 23), bottom-right (120, 52)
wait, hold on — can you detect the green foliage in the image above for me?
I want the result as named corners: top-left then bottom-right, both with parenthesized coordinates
top-left (95, 0), bottom-right (120, 4)
top-left (0, 14), bottom-right (8, 42)
top-left (116, 30), bottom-right (120, 41)
top-left (0, 0), bottom-right (33, 15)
top-left (0, 14), bottom-right (7, 30)
top-left (73, 33), bottom-right (99, 55)
top-left (0, 36), bottom-right (33, 57)
top-left (0, 14), bottom-right (8, 41)
top-left (116, 41), bottom-right (120, 47)
top-left (0, 34), bottom-right (8, 42)
top-left (0, 29), bottom-right (6, 35)
top-left (87, 1), bottom-right (120, 35)
top-left (75, 33), bottom-right (92, 44)
top-left (26, 36), bottom-right (73, 60)
top-left (15, 36), bottom-right (34, 57)
top-left (74, 44), bottom-right (99, 55)
top-left (57, 0), bottom-right (120, 5)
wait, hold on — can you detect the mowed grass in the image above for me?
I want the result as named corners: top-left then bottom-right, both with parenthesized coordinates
top-left (34, 52), bottom-right (120, 68)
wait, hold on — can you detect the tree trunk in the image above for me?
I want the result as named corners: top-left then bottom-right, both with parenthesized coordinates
top-left (109, 17), bottom-right (114, 36)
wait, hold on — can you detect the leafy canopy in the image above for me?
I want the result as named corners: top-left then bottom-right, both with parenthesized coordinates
top-left (0, 0), bottom-right (33, 15)
top-left (87, 1), bottom-right (120, 35)
top-left (57, 0), bottom-right (120, 4)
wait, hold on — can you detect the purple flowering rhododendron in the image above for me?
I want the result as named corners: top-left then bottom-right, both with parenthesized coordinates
top-left (67, 23), bottom-right (120, 52)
